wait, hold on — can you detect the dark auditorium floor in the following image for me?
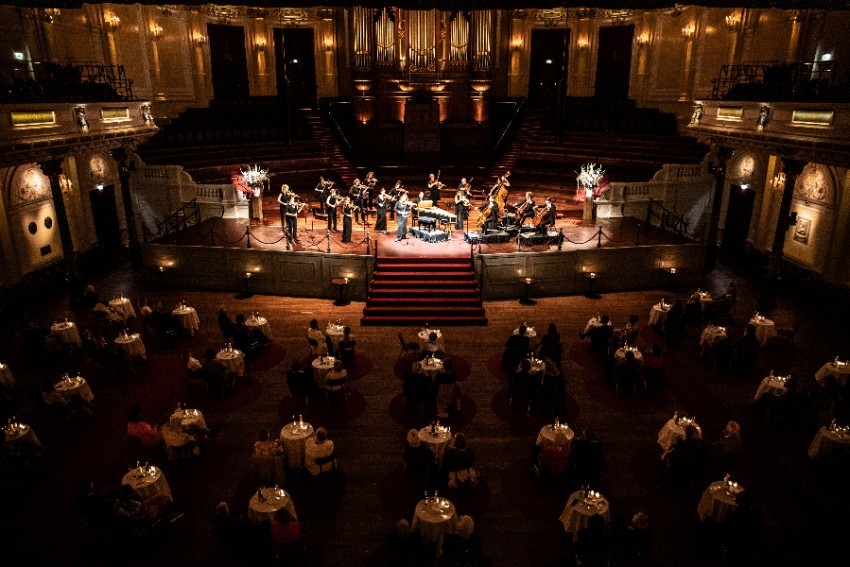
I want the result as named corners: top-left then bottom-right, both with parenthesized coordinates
top-left (2, 257), bottom-right (850, 566)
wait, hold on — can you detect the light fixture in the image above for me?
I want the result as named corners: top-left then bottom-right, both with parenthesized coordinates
top-left (510, 37), bottom-right (523, 50)
top-left (681, 24), bottom-right (695, 39)
top-left (821, 53), bottom-right (833, 61)
top-left (59, 174), bottom-right (73, 195)
top-left (105, 12), bottom-right (121, 30)
top-left (770, 172), bottom-right (786, 191)
top-left (255, 38), bottom-right (267, 51)
top-left (577, 37), bottom-right (590, 50)
top-left (41, 7), bottom-right (61, 23)
top-left (668, 267), bottom-right (678, 274)
top-left (13, 52), bottom-right (24, 61)
top-left (636, 33), bottom-right (649, 46)
top-left (323, 37), bottom-right (334, 52)
top-left (740, 183), bottom-right (749, 190)
top-left (545, 59), bottom-right (553, 65)
top-left (96, 183), bottom-right (104, 191)
top-left (724, 14), bottom-right (740, 31)
top-left (150, 23), bottom-right (163, 39)
top-left (192, 32), bottom-right (207, 46)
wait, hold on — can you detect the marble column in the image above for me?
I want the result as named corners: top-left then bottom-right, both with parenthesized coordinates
top-left (40, 158), bottom-right (77, 280)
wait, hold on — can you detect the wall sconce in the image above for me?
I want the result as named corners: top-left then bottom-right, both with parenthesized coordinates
top-left (41, 7), bottom-right (61, 23)
top-left (150, 23), bottom-right (163, 39)
top-left (192, 32), bottom-right (207, 46)
top-left (577, 37), bottom-right (590, 50)
top-left (323, 37), bottom-right (334, 52)
top-left (681, 24), bottom-right (695, 39)
top-left (255, 38), bottom-right (267, 51)
top-left (105, 12), bottom-right (121, 30)
top-left (724, 14), bottom-right (740, 31)
top-left (770, 172), bottom-right (786, 191)
top-left (510, 37), bottom-right (523, 50)
top-left (636, 33), bottom-right (649, 47)
top-left (59, 174), bottom-right (73, 195)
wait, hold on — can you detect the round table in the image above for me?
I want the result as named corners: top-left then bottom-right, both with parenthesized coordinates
top-left (815, 361), bottom-right (850, 387)
top-left (245, 315), bottom-right (273, 340)
top-left (648, 304), bottom-right (669, 327)
top-left (279, 421), bottom-right (315, 468)
top-left (169, 408), bottom-right (207, 433)
top-left (700, 326), bottom-right (728, 347)
top-left (536, 423), bottom-right (575, 447)
top-left (216, 348), bottom-right (245, 377)
top-left (311, 356), bottom-right (336, 387)
top-left (418, 425), bottom-right (452, 466)
top-left (3, 423), bottom-right (41, 450)
top-left (418, 328), bottom-right (445, 351)
top-left (54, 376), bottom-right (94, 404)
top-left (411, 498), bottom-right (458, 551)
top-left (583, 317), bottom-right (610, 335)
top-left (559, 490), bottom-right (611, 538)
top-left (754, 375), bottom-right (788, 401)
top-left (513, 326), bottom-right (537, 340)
top-left (114, 333), bottom-right (147, 360)
top-left (808, 425), bottom-right (850, 459)
top-left (614, 347), bottom-right (643, 363)
top-left (109, 297), bottom-right (136, 321)
top-left (415, 357), bottom-right (445, 379)
top-left (0, 363), bottom-right (13, 389)
top-left (697, 481), bottom-right (741, 522)
top-left (326, 323), bottom-right (346, 349)
top-left (50, 321), bottom-right (82, 346)
top-left (122, 466), bottom-right (173, 502)
top-left (657, 417), bottom-right (702, 455)
top-left (172, 306), bottom-right (200, 335)
top-left (748, 317), bottom-right (777, 346)
top-left (248, 487), bottom-right (297, 523)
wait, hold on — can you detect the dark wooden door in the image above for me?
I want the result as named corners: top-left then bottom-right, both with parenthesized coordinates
top-left (207, 24), bottom-right (250, 100)
top-left (595, 25), bottom-right (634, 99)
top-left (528, 29), bottom-right (569, 110)
top-left (722, 184), bottom-right (756, 253)
top-left (274, 28), bottom-right (317, 109)
top-left (88, 185), bottom-right (121, 250)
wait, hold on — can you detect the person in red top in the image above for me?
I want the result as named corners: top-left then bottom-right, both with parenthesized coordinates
top-left (270, 508), bottom-right (304, 558)
top-left (126, 406), bottom-right (162, 449)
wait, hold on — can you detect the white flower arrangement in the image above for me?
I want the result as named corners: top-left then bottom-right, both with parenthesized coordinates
top-left (576, 163), bottom-right (606, 192)
top-left (240, 164), bottom-right (269, 188)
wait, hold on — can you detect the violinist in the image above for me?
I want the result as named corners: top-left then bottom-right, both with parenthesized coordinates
top-left (364, 171), bottom-right (378, 207)
top-left (454, 189), bottom-right (470, 230)
top-left (394, 192), bottom-right (413, 242)
top-left (375, 188), bottom-right (389, 233)
top-left (388, 180), bottom-right (404, 221)
top-left (535, 196), bottom-right (556, 233)
top-left (315, 177), bottom-right (333, 214)
top-left (514, 192), bottom-right (536, 227)
top-left (427, 173), bottom-right (444, 203)
top-left (282, 194), bottom-right (302, 243)
top-left (325, 188), bottom-right (340, 231)
top-left (341, 196), bottom-right (357, 243)
top-left (458, 177), bottom-right (472, 195)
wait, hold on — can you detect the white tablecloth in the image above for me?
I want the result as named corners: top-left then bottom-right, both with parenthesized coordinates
top-left (50, 321), bottom-right (82, 346)
top-left (312, 356), bottom-right (336, 387)
top-left (614, 347), bottom-right (643, 363)
top-left (583, 318), bottom-right (610, 335)
top-left (114, 333), bottom-right (147, 360)
top-left (216, 349), bottom-right (245, 377)
top-left (808, 426), bottom-right (850, 459)
top-left (122, 466), bottom-right (173, 502)
top-left (419, 328), bottom-right (445, 352)
top-left (172, 306), bottom-right (200, 335)
top-left (0, 363), bottom-right (13, 389)
top-left (412, 498), bottom-right (457, 551)
top-left (513, 326), bottom-right (537, 340)
top-left (248, 487), bottom-right (297, 523)
top-left (560, 491), bottom-right (611, 537)
top-left (326, 323), bottom-right (345, 349)
top-left (815, 361), bottom-right (850, 386)
top-left (279, 422), bottom-right (315, 468)
top-left (536, 424), bottom-right (575, 448)
top-left (754, 375), bottom-right (788, 401)
top-left (657, 418), bottom-right (702, 455)
top-left (109, 297), bottom-right (136, 321)
top-left (748, 317), bottom-right (777, 346)
top-left (415, 357), bottom-right (445, 379)
top-left (245, 315), bottom-right (273, 340)
top-left (697, 481), bottom-right (741, 522)
top-left (418, 426), bottom-right (452, 466)
top-left (3, 424), bottom-right (41, 450)
top-left (648, 304), bottom-right (669, 327)
top-left (160, 424), bottom-right (200, 460)
top-left (700, 326), bottom-right (728, 347)
top-left (54, 376), bottom-right (94, 404)
top-left (169, 409), bottom-right (207, 433)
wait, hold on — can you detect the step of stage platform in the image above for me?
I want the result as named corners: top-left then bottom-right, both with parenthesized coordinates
top-left (361, 256), bottom-right (487, 326)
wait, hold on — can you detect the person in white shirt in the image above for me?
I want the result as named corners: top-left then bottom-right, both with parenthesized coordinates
top-left (304, 427), bottom-right (335, 476)
top-left (307, 319), bottom-right (328, 355)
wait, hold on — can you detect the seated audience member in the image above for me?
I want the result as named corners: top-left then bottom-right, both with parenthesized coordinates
top-left (439, 515), bottom-right (483, 567)
top-left (625, 512), bottom-right (651, 561)
top-left (575, 513), bottom-right (610, 563)
top-left (217, 307), bottom-right (237, 339)
top-left (403, 429), bottom-right (434, 475)
top-left (720, 490), bottom-right (761, 562)
top-left (501, 325), bottom-right (531, 373)
top-left (537, 323), bottom-right (562, 366)
top-left (126, 405), bottom-right (162, 449)
top-left (421, 331), bottom-right (444, 358)
top-left (732, 324), bottom-right (760, 371)
top-left (234, 314), bottom-right (270, 352)
top-left (443, 433), bottom-right (478, 488)
top-left (304, 427), bottom-right (335, 476)
top-left (252, 429), bottom-right (285, 485)
top-left (286, 362), bottom-right (312, 394)
top-left (387, 519), bottom-right (430, 566)
top-left (509, 358), bottom-right (534, 408)
top-left (642, 344), bottom-right (665, 397)
top-left (269, 508), bottom-right (305, 558)
top-left (81, 283), bottom-right (102, 310)
top-left (323, 360), bottom-right (347, 390)
top-left (537, 359), bottom-right (566, 417)
top-left (307, 319), bottom-right (329, 355)
top-left (202, 348), bottom-right (230, 391)
top-left (664, 299), bottom-right (686, 343)
top-left (337, 326), bottom-right (357, 368)
top-left (614, 350), bottom-right (641, 396)
top-left (537, 427), bottom-right (571, 479)
top-left (710, 420), bottom-right (743, 464)
top-left (435, 359), bottom-right (460, 419)
top-left (586, 315), bottom-right (614, 354)
top-left (185, 349), bottom-right (203, 373)
top-left (571, 428), bottom-right (607, 484)
top-left (403, 367), bottom-right (433, 405)
top-left (666, 424), bottom-right (704, 476)
top-left (616, 314), bottom-right (641, 344)
top-left (213, 501), bottom-right (252, 549)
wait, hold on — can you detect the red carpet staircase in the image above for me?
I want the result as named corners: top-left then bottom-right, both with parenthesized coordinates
top-left (302, 109), bottom-right (358, 187)
top-left (361, 257), bottom-right (487, 326)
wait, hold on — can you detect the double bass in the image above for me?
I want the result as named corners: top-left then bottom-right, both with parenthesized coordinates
top-left (489, 171), bottom-right (511, 213)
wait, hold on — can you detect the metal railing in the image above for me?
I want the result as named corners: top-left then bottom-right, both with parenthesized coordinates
top-left (142, 199), bottom-right (200, 243)
top-left (494, 97), bottom-right (528, 153)
top-left (646, 198), bottom-right (690, 239)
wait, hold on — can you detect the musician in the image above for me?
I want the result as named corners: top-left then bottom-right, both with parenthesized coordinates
top-left (364, 171), bottom-right (378, 207)
top-left (394, 193), bottom-right (412, 242)
top-left (375, 188), bottom-right (389, 233)
top-left (427, 173), bottom-right (443, 203)
top-left (341, 197), bottom-right (355, 243)
top-left (277, 188), bottom-right (289, 234)
top-left (454, 189), bottom-right (470, 230)
top-left (315, 177), bottom-right (332, 214)
top-left (350, 178), bottom-right (365, 223)
top-left (458, 177), bottom-right (472, 195)
top-left (356, 185), bottom-right (370, 225)
top-left (325, 188), bottom-right (340, 231)
top-left (283, 194), bottom-right (301, 243)
top-left (537, 197), bottom-right (557, 233)
top-left (482, 196), bottom-right (499, 232)
top-left (514, 192), bottom-right (536, 226)
top-left (388, 180), bottom-right (404, 221)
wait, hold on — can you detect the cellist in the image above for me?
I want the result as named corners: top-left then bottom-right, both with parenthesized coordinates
top-left (534, 196), bottom-right (556, 233)
top-left (513, 191), bottom-right (536, 227)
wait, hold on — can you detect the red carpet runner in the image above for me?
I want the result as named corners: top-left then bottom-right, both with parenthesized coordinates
top-left (361, 256), bottom-right (487, 326)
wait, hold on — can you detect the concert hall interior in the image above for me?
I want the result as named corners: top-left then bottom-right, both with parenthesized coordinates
top-left (2, 1), bottom-right (850, 565)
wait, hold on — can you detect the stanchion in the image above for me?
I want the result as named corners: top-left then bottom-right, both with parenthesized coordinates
top-left (635, 223), bottom-right (642, 246)
top-left (245, 225), bottom-right (252, 249)
top-left (597, 228), bottom-right (603, 248)
top-left (326, 229), bottom-right (332, 253)
top-left (557, 228), bottom-right (564, 251)
top-left (285, 230), bottom-right (292, 251)
top-left (209, 226), bottom-right (215, 246)
top-left (516, 233), bottom-right (521, 252)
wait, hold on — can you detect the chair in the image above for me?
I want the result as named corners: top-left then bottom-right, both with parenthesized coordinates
top-left (774, 322), bottom-right (800, 345)
top-left (307, 337), bottom-right (319, 356)
top-left (313, 450), bottom-right (338, 474)
top-left (397, 332), bottom-right (420, 360)
top-left (287, 374), bottom-right (312, 409)
top-left (324, 376), bottom-right (347, 407)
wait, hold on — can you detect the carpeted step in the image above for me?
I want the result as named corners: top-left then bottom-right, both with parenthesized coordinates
top-left (368, 288), bottom-right (481, 298)
top-left (372, 271), bottom-right (476, 280)
top-left (361, 315), bottom-right (488, 326)
top-left (370, 281), bottom-right (479, 290)
top-left (366, 297), bottom-right (484, 307)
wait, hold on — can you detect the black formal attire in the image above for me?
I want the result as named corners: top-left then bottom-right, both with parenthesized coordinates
top-left (342, 203), bottom-right (354, 243)
top-left (350, 184), bottom-right (363, 223)
top-left (395, 200), bottom-right (411, 240)
top-left (501, 333), bottom-right (531, 373)
top-left (538, 203), bottom-right (556, 233)
top-left (315, 182), bottom-right (329, 214)
top-left (429, 182), bottom-right (442, 203)
top-left (454, 196), bottom-right (468, 230)
top-left (356, 189), bottom-right (369, 225)
top-left (284, 202), bottom-right (298, 240)
top-left (516, 199), bottom-right (536, 226)
top-left (375, 195), bottom-right (388, 232)
top-left (325, 195), bottom-right (339, 231)
top-left (483, 202), bottom-right (499, 232)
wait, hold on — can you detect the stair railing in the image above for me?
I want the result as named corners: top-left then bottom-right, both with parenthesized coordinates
top-left (645, 198), bottom-right (689, 238)
top-left (318, 103), bottom-right (352, 153)
top-left (142, 199), bottom-right (200, 243)
top-left (493, 97), bottom-right (528, 154)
